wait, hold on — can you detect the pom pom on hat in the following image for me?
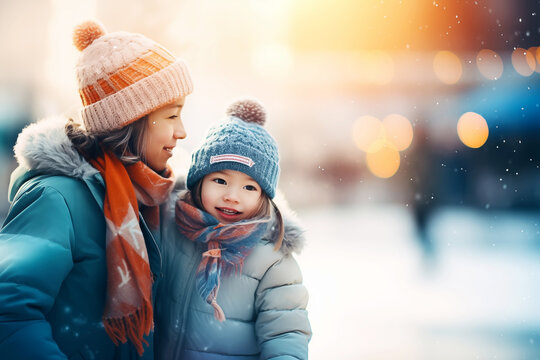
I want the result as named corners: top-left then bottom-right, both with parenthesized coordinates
top-left (226, 98), bottom-right (267, 126)
top-left (73, 20), bottom-right (106, 51)
top-left (72, 19), bottom-right (193, 133)
top-left (187, 98), bottom-right (279, 198)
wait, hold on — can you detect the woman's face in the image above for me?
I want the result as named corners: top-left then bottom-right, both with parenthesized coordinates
top-left (144, 96), bottom-right (186, 172)
top-left (200, 169), bottom-right (263, 224)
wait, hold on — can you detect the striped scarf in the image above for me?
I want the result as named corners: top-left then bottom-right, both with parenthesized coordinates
top-left (89, 148), bottom-right (174, 356)
top-left (175, 192), bottom-right (269, 321)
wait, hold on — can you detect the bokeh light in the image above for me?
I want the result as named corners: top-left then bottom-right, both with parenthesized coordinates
top-left (531, 46), bottom-right (540, 73)
top-left (476, 49), bottom-right (503, 80)
top-left (511, 48), bottom-right (536, 76)
top-left (433, 50), bottom-right (462, 84)
top-left (2, 2), bottom-right (540, 360)
top-left (457, 112), bottom-right (489, 148)
top-left (382, 114), bottom-right (413, 151)
top-left (366, 142), bottom-right (401, 178)
top-left (352, 115), bottom-right (385, 153)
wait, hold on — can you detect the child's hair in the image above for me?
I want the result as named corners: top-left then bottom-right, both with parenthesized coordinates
top-left (189, 178), bottom-right (284, 250)
top-left (65, 117), bottom-right (148, 165)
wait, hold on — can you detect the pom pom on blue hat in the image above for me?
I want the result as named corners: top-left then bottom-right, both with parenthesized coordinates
top-left (187, 98), bottom-right (280, 198)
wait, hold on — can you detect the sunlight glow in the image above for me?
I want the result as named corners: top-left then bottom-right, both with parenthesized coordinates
top-left (45, 0), bottom-right (97, 112)
top-left (252, 43), bottom-right (294, 78)
top-left (362, 51), bottom-right (394, 85)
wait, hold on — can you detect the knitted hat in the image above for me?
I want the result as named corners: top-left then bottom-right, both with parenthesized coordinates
top-left (72, 20), bottom-right (193, 133)
top-left (187, 99), bottom-right (280, 198)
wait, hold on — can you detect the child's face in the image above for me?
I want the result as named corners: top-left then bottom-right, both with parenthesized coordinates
top-left (200, 169), bottom-right (263, 224)
top-left (144, 96), bottom-right (186, 172)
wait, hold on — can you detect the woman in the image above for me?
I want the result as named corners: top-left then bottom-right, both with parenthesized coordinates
top-left (0, 20), bottom-right (192, 359)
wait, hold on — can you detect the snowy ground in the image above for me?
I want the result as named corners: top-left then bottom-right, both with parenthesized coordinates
top-left (295, 204), bottom-right (540, 360)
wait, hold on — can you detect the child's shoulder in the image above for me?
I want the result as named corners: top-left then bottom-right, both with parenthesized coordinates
top-left (243, 212), bottom-right (306, 277)
top-left (242, 241), bottom-right (288, 280)
top-left (243, 238), bottom-right (305, 286)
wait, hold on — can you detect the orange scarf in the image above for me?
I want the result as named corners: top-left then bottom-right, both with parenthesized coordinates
top-left (89, 149), bottom-right (174, 356)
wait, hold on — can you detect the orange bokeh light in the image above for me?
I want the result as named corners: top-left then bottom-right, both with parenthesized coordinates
top-left (382, 114), bottom-right (413, 151)
top-left (511, 48), bottom-right (536, 76)
top-left (476, 49), bottom-right (503, 80)
top-left (366, 143), bottom-right (401, 178)
top-left (433, 50), bottom-right (462, 84)
top-left (457, 112), bottom-right (489, 148)
top-left (352, 115), bottom-right (385, 153)
top-left (531, 47), bottom-right (540, 73)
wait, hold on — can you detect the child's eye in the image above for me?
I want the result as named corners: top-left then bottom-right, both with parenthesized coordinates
top-left (244, 185), bottom-right (257, 191)
top-left (168, 115), bottom-right (178, 119)
top-left (213, 178), bottom-right (226, 185)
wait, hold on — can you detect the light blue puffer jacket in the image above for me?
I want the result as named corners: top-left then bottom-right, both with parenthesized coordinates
top-left (0, 117), bottom-right (162, 360)
top-left (155, 192), bottom-right (312, 360)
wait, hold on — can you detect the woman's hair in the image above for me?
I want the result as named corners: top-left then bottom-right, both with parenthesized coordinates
top-left (65, 116), bottom-right (148, 165)
top-left (190, 179), bottom-right (284, 250)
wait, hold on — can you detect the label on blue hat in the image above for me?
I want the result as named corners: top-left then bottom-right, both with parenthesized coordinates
top-left (210, 154), bottom-right (255, 167)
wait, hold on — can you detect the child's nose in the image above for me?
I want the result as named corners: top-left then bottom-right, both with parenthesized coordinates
top-left (223, 189), bottom-right (239, 203)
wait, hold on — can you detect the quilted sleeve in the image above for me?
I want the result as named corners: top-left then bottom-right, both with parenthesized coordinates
top-left (255, 254), bottom-right (312, 360)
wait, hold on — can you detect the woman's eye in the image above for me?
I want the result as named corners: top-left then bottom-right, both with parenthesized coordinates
top-left (213, 178), bottom-right (226, 185)
top-left (168, 115), bottom-right (178, 119)
top-left (244, 185), bottom-right (257, 191)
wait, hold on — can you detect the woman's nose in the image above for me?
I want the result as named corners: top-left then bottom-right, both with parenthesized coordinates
top-left (173, 118), bottom-right (187, 139)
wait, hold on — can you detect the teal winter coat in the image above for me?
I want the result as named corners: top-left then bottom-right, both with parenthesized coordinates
top-left (0, 117), bottom-right (162, 360)
top-left (155, 192), bottom-right (312, 360)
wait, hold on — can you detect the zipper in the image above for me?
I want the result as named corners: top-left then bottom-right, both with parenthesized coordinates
top-left (139, 215), bottom-right (163, 279)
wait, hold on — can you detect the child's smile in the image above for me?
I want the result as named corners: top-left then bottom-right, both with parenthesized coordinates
top-left (201, 169), bottom-right (262, 224)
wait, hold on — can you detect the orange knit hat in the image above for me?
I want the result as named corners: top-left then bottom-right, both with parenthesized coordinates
top-left (73, 20), bottom-right (193, 133)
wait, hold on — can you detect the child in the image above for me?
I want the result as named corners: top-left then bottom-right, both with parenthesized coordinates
top-left (155, 99), bottom-right (312, 359)
top-left (0, 20), bottom-right (192, 359)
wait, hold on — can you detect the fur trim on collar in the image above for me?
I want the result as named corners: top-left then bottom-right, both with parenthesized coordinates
top-left (14, 116), bottom-right (98, 179)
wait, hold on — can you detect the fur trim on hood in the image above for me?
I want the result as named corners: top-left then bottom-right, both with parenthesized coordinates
top-left (14, 116), bottom-right (98, 179)
top-left (14, 116), bottom-right (307, 255)
top-left (265, 190), bottom-right (306, 255)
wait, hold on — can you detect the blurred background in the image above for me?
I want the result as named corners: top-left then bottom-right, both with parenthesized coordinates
top-left (1, 0), bottom-right (540, 358)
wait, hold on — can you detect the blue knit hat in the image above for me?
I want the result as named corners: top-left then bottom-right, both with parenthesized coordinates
top-left (186, 98), bottom-right (280, 198)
